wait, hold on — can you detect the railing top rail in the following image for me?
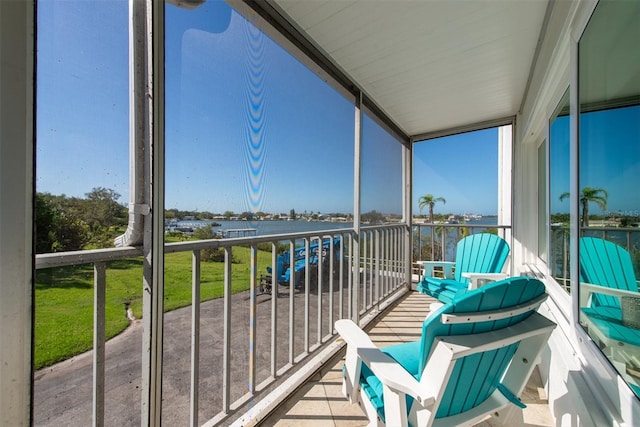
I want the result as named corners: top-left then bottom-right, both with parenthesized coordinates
top-left (581, 225), bottom-right (639, 233)
top-left (35, 246), bottom-right (142, 270)
top-left (360, 223), bottom-right (407, 231)
top-left (35, 223), bottom-right (413, 269)
top-left (412, 223), bottom-right (510, 229)
top-left (164, 227), bottom-right (356, 253)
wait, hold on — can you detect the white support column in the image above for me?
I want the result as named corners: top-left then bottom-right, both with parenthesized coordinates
top-left (0, 1), bottom-right (34, 424)
top-left (139, 0), bottom-right (165, 424)
top-left (352, 93), bottom-right (363, 323)
top-left (498, 124), bottom-right (514, 274)
top-left (404, 139), bottom-right (413, 288)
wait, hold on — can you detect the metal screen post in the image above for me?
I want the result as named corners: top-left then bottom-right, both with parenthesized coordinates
top-left (93, 262), bottom-right (106, 427)
top-left (190, 250), bottom-right (201, 427)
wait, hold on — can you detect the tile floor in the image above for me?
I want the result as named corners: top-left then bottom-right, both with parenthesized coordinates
top-left (264, 291), bottom-right (553, 426)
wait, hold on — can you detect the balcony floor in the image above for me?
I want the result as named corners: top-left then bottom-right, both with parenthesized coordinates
top-left (263, 291), bottom-right (553, 426)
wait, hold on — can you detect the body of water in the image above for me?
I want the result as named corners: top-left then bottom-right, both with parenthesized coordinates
top-left (167, 219), bottom-right (353, 237)
top-left (168, 216), bottom-right (500, 237)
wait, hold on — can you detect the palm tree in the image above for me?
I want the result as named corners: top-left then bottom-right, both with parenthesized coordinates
top-left (559, 187), bottom-right (608, 227)
top-left (418, 194), bottom-right (446, 224)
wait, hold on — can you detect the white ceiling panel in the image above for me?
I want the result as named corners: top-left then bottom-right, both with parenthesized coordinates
top-left (274, 0), bottom-right (549, 137)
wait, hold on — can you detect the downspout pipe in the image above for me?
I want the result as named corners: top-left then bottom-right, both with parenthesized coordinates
top-left (115, 0), bottom-right (150, 247)
top-left (115, 0), bottom-right (204, 248)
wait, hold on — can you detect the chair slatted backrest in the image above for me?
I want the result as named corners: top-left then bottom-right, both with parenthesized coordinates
top-left (579, 237), bottom-right (638, 308)
top-left (418, 277), bottom-right (546, 418)
top-left (453, 233), bottom-right (510, 282)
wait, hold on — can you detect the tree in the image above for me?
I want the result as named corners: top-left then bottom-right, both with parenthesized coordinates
top-left (361, 210), bottom-right (385, 224)
top-left (418, 194), bottom-right (446, 223)
top-left (35, 193), bottom-right (88, 253)
top-left (34, 188), bottom-right (128, 252)
top-left (223, 210), bottom-right (234, 219)
top-left (192, 226), bottom-right (229, 262)
top-left (239, 211), bottom-right (254, 220)
top-left (559, 187), bottom-right (608, 227)
top-left (84, 187), bottom-right (127, 231)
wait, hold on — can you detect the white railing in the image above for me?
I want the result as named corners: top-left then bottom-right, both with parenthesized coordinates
top-left (34, 224), bottom-right (409, 426)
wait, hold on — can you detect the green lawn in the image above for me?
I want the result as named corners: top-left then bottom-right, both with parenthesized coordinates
top-left (35, 245), bottom-right (271, 370)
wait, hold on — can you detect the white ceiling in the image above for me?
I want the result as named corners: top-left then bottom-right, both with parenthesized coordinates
top-left (273, 0), bottom-right (550, 138)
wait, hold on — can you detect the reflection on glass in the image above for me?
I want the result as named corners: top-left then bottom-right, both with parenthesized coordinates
top-left (361, 114), bottom-right (403, 224)
top-left (549, 89), bottom-right (570, 291)
top-left (578, 0), bottom-right (640, 398)
top-left (166, 1), bottom-right (354, 235)
top-left (538, 140), bottom-right (547, 262)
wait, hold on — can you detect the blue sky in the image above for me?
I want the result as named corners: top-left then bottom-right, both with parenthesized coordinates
top-left (551, 107), bottom-right (640, 215)
top-left (36, 0), bottom-right (533, 218)
top-left (413, 128), bottom-right (499, 215)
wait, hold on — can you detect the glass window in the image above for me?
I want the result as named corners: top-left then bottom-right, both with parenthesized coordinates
top-left (164, 2), bottom-right (356, 421)
top-left (549, 89), bottom-right (570, 292)
top-left (578, 0), bottom-right (640, 397)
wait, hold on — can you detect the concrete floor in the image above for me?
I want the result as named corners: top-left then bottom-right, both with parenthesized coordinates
top-left (263, 291), bottom-right (554, 426)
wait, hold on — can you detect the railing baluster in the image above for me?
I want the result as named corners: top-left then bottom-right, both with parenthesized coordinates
top-left (317, 236), bottom-right (322, 346)
top-left (348, 234), bottom-right (353, 321)
top-left (339, 234), bottom-right (344, 321)
top-left (387, 229), bottom-right (392, 294)
top-left (270, 243), bottom-right (277, 378)
top-left (369, 230), bottom-right (374, 307)
top-left (375, 229), bottom-right (380, 305)
top-left (190, 250), bottom-right (201, 427)
top-left (391, 229), bottom-right (404, 289)
top-left (288, 240), bottom-right (295, 365)
top-left (385, 232), bottom-right (395, 295)
top-left (329, 236), bottom-right (335, 334)
top-left (222, 247), bottom-right (232, 414)
top-left (93, 262), bottom-right (106, 427)
top-left (304, 238), bottom-right (310, 354)
top-left (249, 245), bottom-right (257, 394)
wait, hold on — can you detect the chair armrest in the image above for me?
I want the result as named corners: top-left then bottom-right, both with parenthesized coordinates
top-left (580, 282), bottom-right (640, 308)
top-left (416, 261), bottom-right (455, 280)
top-left (461, 272), bottom-right (509, 290)
top-left (335, 320), bottom-right (434, 407)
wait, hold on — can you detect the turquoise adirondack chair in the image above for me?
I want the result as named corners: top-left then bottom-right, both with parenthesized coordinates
top-left (579, 237), bottom-right (640, 349)
top-left (416, 233), bottom-right (510, 303)
top-left (336, 276), bottom-right (555, 427)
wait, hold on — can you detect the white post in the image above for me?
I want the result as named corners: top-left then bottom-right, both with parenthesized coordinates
top-left (0, 1), bottom-right (34, 425)
top-left (139, 0), bottom-right (165, 424)
top-left (498, 124), bottom-right (513, 274)
top-left (352, 93), bottom-right (363, 323)
top-left (405, 139), bottom-right (413, 289)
